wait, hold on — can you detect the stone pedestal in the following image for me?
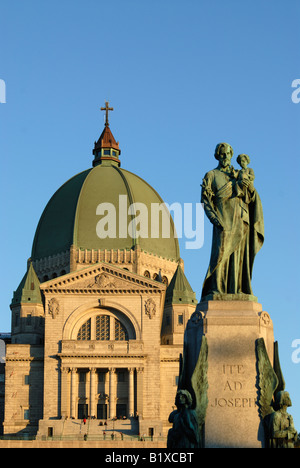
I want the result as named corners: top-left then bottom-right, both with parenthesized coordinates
top-left (184, 300), bottom-right (275, 448)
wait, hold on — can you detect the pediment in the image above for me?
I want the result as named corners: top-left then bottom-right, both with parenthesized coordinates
top-left (40, 262), bottom-right (166, 295)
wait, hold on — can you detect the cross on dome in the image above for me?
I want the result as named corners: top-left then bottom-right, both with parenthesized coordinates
top-left (101, 101), bottom-right (114, 127)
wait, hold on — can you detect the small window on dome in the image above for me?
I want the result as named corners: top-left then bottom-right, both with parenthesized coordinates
top-left (112, 150), bottom-right (117, 157)
top-left (103, 149), bottom-right (110, 155)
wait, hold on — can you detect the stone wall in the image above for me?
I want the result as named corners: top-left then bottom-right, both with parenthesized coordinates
top-left (0, 439), bottom-right (167, 448)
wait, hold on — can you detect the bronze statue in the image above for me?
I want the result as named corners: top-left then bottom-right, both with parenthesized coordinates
top-left (167, 390), bottom-right (200, 448)
top-left (201, 143), bottom-right (264, 300)
top-left (257, 338), bottom-right (298, 448)
top-left (269, 391), bottom-right (298, 448)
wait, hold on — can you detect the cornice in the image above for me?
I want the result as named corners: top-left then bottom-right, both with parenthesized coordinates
top-left (58, 353), bottom-right (145, 360)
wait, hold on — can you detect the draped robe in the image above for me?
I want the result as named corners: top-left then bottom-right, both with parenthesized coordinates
top-left (201, 166), bottom-right (264, 300)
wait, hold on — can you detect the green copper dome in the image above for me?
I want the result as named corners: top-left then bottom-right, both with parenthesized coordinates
top-left (31, 123), bottom-right (180, 263)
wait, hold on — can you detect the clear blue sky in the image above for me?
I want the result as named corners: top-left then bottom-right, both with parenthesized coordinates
top-left (1, 0), bottom-right (299, 431)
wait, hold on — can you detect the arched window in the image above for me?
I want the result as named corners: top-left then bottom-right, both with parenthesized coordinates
top-left (162, 276), bottom-right (169, 286)
top-left (77, 318), bottom-right (91, 340)
top-left (76, 313), bottom-right (131, 341)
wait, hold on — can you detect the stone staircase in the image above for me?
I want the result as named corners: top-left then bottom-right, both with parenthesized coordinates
top-left (58, 418), bottom-right (139, 440)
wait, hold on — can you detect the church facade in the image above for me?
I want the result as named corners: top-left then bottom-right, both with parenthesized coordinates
top-left (3, 105), bottom-right (197, 439)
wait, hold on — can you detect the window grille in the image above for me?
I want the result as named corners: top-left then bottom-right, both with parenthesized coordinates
top-left (77, 318), bottom-right (91, 340)
top-left (115, 319), bottom-right (128, 341)
top-left (76, 315), bottom-right (129, 341)
top-left (96, 315), bottom-right (110, 341)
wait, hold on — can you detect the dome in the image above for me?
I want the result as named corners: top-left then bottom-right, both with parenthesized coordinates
top-left (31, 113), bottom-right (180, 264)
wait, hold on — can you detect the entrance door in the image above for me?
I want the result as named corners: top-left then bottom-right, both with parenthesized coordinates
top-left (97, 403), bottom-right (108, 419)
top-left (78, 403), bottom-right (88, 419)
top-left (116, 403), bottom-right (127, 419)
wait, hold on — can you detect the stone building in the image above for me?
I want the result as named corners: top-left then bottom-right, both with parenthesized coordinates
top-left (2, 107), bottom-right (197, 439)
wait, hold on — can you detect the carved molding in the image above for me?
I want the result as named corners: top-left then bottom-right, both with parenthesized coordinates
top-left (259, 311), bottom-right (271, 326)
top-left (144, 298), bottom-right (156, 319)
top-left (48, 298), bottom-right (60, 319)
top-left (41, 264), bottom-right (164, 295)
top-left (87, 272), bottom-right (131, 289)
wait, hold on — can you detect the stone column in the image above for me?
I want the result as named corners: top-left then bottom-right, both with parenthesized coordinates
top-left (89, 368), bottom-right (97, 418)
top-left (128, 368), bottom-right (134, 417)
top-left (136, 367), bottom-right (144, 418)
top-left (128, 368), bottom-right (135, 417)
top-left (61, 367), bottom-right (70, 418)
top-left (109, 368), bottom-right (116, 419)
top-left (70, 368), bottom-right (77, 419)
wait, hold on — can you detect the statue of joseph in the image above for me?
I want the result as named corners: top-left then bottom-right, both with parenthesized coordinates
top-left (201, 142), bottom-right (264, 300)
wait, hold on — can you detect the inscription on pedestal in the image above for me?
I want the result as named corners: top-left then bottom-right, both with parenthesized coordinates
top-left (193, 302), bottom-right (272, 447)
top-left (210, 363), bottom-right (257, 409)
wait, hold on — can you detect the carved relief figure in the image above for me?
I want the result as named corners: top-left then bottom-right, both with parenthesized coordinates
top-left (93, 273), bottom-right (116, 288)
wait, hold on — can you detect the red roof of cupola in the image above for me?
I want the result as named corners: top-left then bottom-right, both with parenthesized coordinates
top-left (95, 124), bottom-right (120, 152)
